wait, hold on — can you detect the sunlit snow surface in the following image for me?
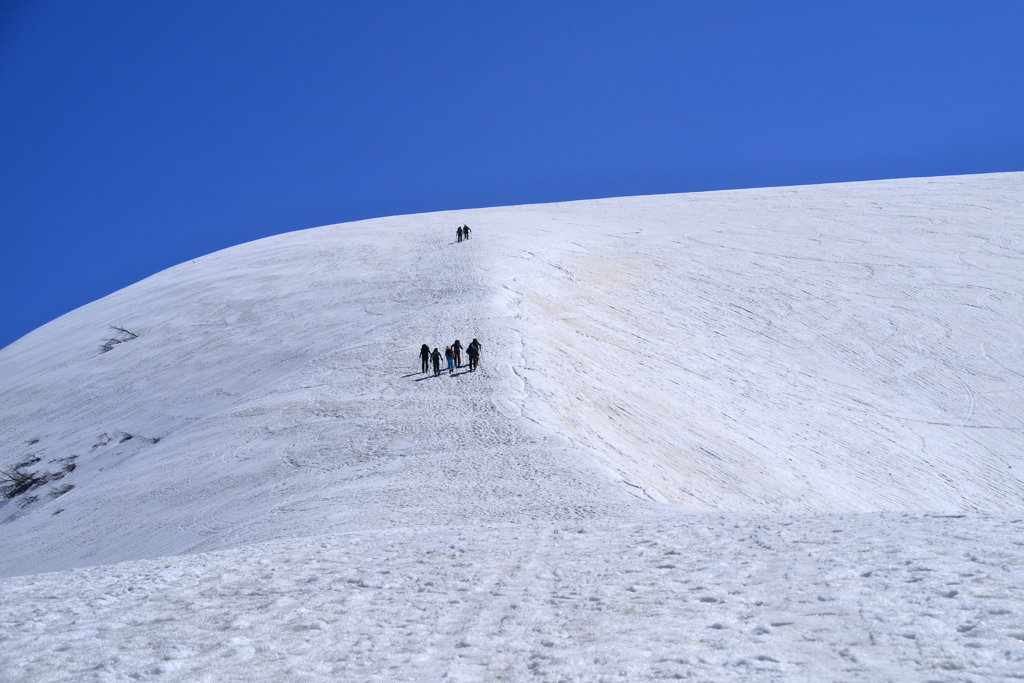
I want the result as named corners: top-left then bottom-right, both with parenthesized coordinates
top-left (2, 173), bottom-right (1024, 680)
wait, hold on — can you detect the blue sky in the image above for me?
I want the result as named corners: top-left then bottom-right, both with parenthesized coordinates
top-left (2, 1), bottom-right (1023, 349)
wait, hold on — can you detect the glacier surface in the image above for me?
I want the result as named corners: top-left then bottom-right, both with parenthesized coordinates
top-left (2, 173), bottom-right (1023, 681)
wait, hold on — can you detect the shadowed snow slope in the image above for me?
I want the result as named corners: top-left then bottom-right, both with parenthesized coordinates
top-left (2, 173), bottom-right (1024, 579)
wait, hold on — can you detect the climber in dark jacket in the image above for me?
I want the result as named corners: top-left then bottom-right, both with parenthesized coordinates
top-left (420, 344), bottom-right (430, 373)
top-left (452, 340), bottom-right (463, 367)
top-left (430, 347), bottom-right (442, 377)
top-left (466, 339), bottom-right (480, 372)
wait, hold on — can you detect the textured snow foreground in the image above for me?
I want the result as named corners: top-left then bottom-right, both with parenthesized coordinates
top-left (2, 173), bottom-right (1024, 681)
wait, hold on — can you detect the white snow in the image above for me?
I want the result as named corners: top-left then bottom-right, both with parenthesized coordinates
top-left (2, 172), bottom-right (1023, 681)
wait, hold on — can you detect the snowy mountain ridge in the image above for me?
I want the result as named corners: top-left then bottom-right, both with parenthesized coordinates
top-left (2, 173), bottom-right (1023, 681)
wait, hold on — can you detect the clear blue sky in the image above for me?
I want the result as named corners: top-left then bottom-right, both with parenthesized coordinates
top-left (2, 1), bottom-right (1023, 349)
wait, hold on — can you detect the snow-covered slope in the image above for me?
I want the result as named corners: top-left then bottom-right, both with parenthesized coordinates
top-left (2, 173), bottom-right (1023, 681)
top-left (506, 176), bottom-right (1024, 511)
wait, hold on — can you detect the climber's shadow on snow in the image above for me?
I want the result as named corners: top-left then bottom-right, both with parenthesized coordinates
top-left (413, 371), bottom-right (472, 381)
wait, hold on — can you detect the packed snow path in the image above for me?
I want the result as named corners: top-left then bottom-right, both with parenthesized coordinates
top-left (2, 172), bottom-right (1024, 680)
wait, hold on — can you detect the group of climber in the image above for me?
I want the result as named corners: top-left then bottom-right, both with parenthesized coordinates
top-left (419, 338), bottom-right (481, 377)
top-left (416, 227), bottom-right (479, 377)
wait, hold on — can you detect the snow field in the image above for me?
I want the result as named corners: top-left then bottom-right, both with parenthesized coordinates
top-left (2, 172), bottom-right (1024, 680)
top-left (2, 514), bottom-right (1023, 681)
top-left (497, 177), bottom-right (1024, 511)
top-left (0, 216), bottom-right (630, 577)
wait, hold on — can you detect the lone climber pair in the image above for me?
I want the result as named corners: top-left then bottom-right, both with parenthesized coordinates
top-left (419, 338), bottom-right (481, 377)
top-left (456, 225), bottom-right (472, 242)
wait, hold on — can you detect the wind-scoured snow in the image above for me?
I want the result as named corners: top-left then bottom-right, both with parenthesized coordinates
top-left (1, 173), bottom-right (1023, 681)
